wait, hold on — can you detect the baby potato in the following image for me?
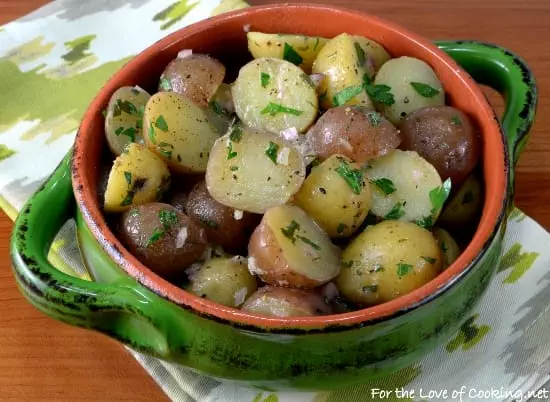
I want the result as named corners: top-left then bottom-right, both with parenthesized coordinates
top-left (374, 56), bottom-right (445, 126)
top-left (364, 149), bottom-right (446, 227)
top-left (247, 32), bottom-right (329, 73)
top-left (104, 86), bottom-right (150, 156)
top-left (104, 143), bottom-right (170, 213)
top-left (248, 205), bottom-right (341, 289)
top-left (210, 83), bottom-right (235, 114)
top-left (400, 106), bottom-right (480, 185)
top-left (205, 125), bottom-right (305, 214)
top-left (241, 286), bottom-right (332, 317)
top-left (143, 92), bottom-right (220, 174)
top-left (232, 57), bottom-right (318, 134)
top-left (352, 35), bottom-right (391, 71)
top-left (439, 173), bottom-right (484, 228)
top-left (158, 54), bottom-right (225, 108)
top-left (294, 155), bottom-right (372, 238)
top-left (336, 220), bottom-right (442, 305)
top-left (433, 227), bottom-right (461, 269)
top-left (305, 106), bottom-right (401, 164)
top-left (312, 33), bottom-right (376, 110)
top-left (187, 256), bottom-right (257, 308)
top-left (186, 180), bottom-right (261, 254)
top-left (119, 203), bottom-right (208, 280)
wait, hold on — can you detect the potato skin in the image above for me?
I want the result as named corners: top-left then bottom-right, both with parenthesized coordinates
top-left (159, 54), bottom-right (225, 108)
top-left (400, 106), bottom-right (480, 185)
top-left (186, 180), bottom-right (261, 254)
top-left (336, 220), bottom-right (442, 306)
top-left (241, 286), bottom-right (332, 317)
top-left (247, 205), bottom-right (341, 289)
top-left (104, 143), bottom-right (171, 213)
top-left (187, 257), bottom-right (257, 308)
top-left (119, 203), bottom-right (208, 280)
top-left (306, 106), bottom-right (400, 163)
top-left (293, 155), bottom-right (373, 238)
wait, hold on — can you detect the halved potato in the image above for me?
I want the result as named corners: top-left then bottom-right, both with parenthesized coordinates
top-left (364, 150), bottom-right (446, 226)
top-left (232, 57), bottom-right (318, 134)
top-left (312, 33), bottom-right (376, 110)
top-left (248, 205), bottom-right (341, 289)
top-left (241, 286), bottom-right (332, 317)
top-left (247, 32), bottom-right (329, 73)
top-left (143, 92), bottom-right (220, 173)
top-left (205, 126), bottom-right (305, 214)
top-left (336, 220), bottom-right (442, 305)
top-left (104, 143), bottom-right (170, 213)
top-left (293, 155), bottom-right (373, 238)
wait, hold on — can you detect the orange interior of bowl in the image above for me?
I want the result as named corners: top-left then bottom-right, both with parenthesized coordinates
top-left (72, 3), bottom-right (507, 329)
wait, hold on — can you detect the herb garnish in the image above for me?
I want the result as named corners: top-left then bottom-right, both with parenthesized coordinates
top-left (146, 209), bottom-right (179, 247)
top-left (333, 85), bottom-right (364, 107)
top-left (281, 220), bottom-right (320, 250)
top-left (159, 77), bottom-right (172, 91)
top-left (354, 42), bottom-right (366, 67)
top-left (158, 142), bottom-right (174, 159)
top-left (124, 171), bottom-right (132, 186)
top-left (120, 177), bottom-right (146, 207)
top-left (296, 235), bottom-right (321, 250)
top-left (372, 178), bottom-right (396, 195)
top-left (227, 142), bottom-right (237, 160)
top-left (366, 111), bottom-right (382, 127)
top-left (229, 124), bottom-right (243, 143)
top-left (148, 123), bottom-right (156, 144)
top-left (415, 216), bottom-right (434, 229)
top-left (283, 43), bottom-right (303, 65)
top-left (230, 166), bottom-right (239, 171)
top-left (155, 115), bottom-right (169, 132)
top-left (364, 74), bottom-right (395, 105)
top-left (261, 102), bottom-right (303, 117)
top-left (429, 178), bottom-right (452, 214)
top-left (265, 141), bottom-right (280, 164)
top-left (261, 72), bottom-right (271, 88)
top-left (337, 223), bottom-right (347, 234)
top-left (313, 37), bottom-right (320, 51)
top-left (410, 82), bottom-right (440, 98)
top-left (397, 263), bottom-right (413, 277)
top-left (451, 116), bottom-right (462, 126)
top-left (209, 100), bottom-right (223, 115)
top-left (116, 99), bottom-right (139, 116)
top-left (421, 256), bottom-right (437, 264)
top-left (385, 202), bottom-right (405, 220)
top-left (335, 158), bottom-right (364, 194)
top-left (147, 229), bottom-right (165, 247)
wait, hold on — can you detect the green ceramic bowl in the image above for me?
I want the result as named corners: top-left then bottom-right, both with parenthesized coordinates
top-left (10, 4), bottom-right (537, 391)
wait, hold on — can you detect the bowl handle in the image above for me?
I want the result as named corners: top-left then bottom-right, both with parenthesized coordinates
top-left (436, 40), bottom-right (538, 186)
top-left (10, 152), bottom-right (175, 357)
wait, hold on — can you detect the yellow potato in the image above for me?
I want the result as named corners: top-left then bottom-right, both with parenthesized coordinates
top-left (312, 33), bottom-right (376, 110)
top-left (143, 92), bottom-right (220, 174)
top-left (248, 205), bottom-right (341, 289)
top-left (187, 257), bottom-right (257, 308)
top-left (104, 143), bottom-right (170, 213)
top-left (439, 173), bottom-right (483, 228)
top-left (247, 32), bottom-right (329, 73)
top-left (294, 155), bottom-right (372, 238)
top-left (433, 228), bottom-right (461, 269)
top-left (336, 220), bottom-right (442, 306)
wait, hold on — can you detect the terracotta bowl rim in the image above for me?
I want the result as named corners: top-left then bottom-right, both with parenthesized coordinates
top-left (72, 2), bottom-right (508, 330)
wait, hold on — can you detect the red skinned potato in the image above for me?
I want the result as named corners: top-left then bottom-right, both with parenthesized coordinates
top-left (241, 286), bottom-right (332, 317)
top-left (306, 106), bottom-right (400, 164)
top-left (119, 203), bottom-right (208, 280)
top-left (185, 180), bottom-right (261, 254)
top-left (159, 54), bottom-right (225, 108)
top-left (399, 106), bottom-right (480, 185)
top-left (247, 205), bottom-right (341, 289)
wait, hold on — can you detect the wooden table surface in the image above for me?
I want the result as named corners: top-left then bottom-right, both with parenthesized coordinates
top-left (1, 0), bottom-right (549, 400)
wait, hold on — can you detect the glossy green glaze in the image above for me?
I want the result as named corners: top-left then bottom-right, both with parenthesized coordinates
top-left (10, 41), bottom-right (537, 390)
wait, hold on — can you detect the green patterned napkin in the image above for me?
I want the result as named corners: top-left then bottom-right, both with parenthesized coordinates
top-left (1, 1), bottom-right (550, 401)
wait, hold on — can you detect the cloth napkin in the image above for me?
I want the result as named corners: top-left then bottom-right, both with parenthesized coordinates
top-left (1, 1), bottom-right (550, 401)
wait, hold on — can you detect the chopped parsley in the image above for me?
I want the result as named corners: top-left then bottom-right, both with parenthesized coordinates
top-left (385, 202), bottom-right (405, 220)
top-left (116, 99), bottom-right (139, 116)
top-left (451, 115), bottom-right (462, 126)
top-left (415, 216), bottom-right (434, 229)
top-left (335, 158), bottom-right (364, 194)
top-left (354, 42), bottom-right (366, 67)
top-left (159, 77), bottom-right (172, 91)
top-left (124, 171), bottom-right (132, 186)
top-left (333, 85), bottom-right (364, 107)
top-left (302, 73), bottom-right (315, 89)
top-left (159, 209), bottom-right (178, 229)
top-left (421, 256), bottom-right (437, 264)
top-left (261, 72), bottom-right (271, 88)
top-left (410, 82), bottom-right (440, 98)
top-left (283, 43), bottom-right (303, 65)
top-left (362, 284), bottom-right (378, 293)
top-left (397, 263), bottom-right (413, 277)
top-left (366, 111), bottom-right (382, 127)
top-left (209, 100), bottom-right (223, 115)
top-left (118, 127), bottom-right (136, 142)
top-left (227, 142), bottom-right (237, 160)
top-left (155, 115), bottom-right (169, 132)
top-left (462, 190), bottom-right (474, 204)
top-left (429, 178), bottom-right (452, 214)
top-left (281, 220), bottom-right (300, 243)
top-left (115, 127), bottom-right (124, 135)
top-left (265, 141), bottom-right (279, 164)
top-left (230, 166), bottom-right (239, 171)
top-left (337, 223), bottom-right (347, 234)
top-left (120, 177), bottom-right (146, 207)
top-left (146, 229), bottom-right (165, 247)
top-left (148, 123), bottom-right (156, 144)
top-left (296, 235), bottom-right (321, 251)
top-left (313, 37), bottom-right (320, 51)
top-left (260, 102), bottom-right (303, 117)
top-left (366, 83), bottom-right (395, 105)
top-left (229, 124), bottom-right (243, 143)
top-left (158, 142), bottom-right (174, 159)
top-left (372, 178), bottom-right (396, 195)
